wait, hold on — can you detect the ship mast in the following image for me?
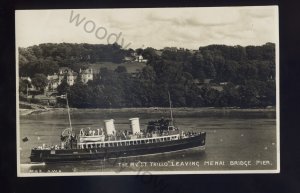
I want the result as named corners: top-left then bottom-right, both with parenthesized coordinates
top-left (168, 91), bottom-right (174, 126)
top-left (66, 93), bottom-right (72, 131)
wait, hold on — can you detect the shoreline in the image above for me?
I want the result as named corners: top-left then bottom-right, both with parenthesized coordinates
top-left (19, 106), bottom-right (276, 116)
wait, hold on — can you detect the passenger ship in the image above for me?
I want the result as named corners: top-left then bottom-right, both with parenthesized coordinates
top-left (30, 93), bottom-right (206, 163)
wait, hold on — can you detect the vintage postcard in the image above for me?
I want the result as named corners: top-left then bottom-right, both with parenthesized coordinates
top-left (16, 6), bottom-right (279, 176)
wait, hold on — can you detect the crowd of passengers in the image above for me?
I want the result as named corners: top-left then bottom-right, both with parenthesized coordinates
top-left (34, 130), bottom-right (200, 150)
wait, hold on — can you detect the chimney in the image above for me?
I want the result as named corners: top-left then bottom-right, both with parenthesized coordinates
top-left (104, 119), bottom-right (116, 135)
top-left (129, 118), bottom-right (140, 134)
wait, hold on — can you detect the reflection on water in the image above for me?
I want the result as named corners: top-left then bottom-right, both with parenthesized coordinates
top-left (19, 108), bottom-right (277, 174)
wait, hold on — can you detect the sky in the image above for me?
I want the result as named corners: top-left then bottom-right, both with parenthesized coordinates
top-left (15, 6), bottom-right (278, 50)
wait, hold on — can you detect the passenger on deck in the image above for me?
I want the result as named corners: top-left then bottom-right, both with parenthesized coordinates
top-left (88, 127), bottom-right (92, 136)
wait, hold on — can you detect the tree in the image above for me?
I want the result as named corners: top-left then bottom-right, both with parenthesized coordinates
top-left (69, 83), bottom-right (90, 108)
top-left (238, 84), bottom-right (260, 108)
top-left (19, 79), bottom-right (27, 95)
top-left (142, 47), bottom-right (159, 63)
top-left (18, 43), bottom-right (276, 108)
top-left (70, 62), bottom-right (88, 73)
top-left (31, 73), bottom-right (48, 92)
top-left (200, 86), bottom-right (220, 106)
top-left (136, 48), bottom-right (143, 55)
top-left (115, 66), bottom-right (127, 73)
top-left (217, 83), bottom-right (239, 107)
top-left (57, 75), bottom-right (70, 95)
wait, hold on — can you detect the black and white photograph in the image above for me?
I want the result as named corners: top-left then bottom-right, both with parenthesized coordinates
top-left (16, 6), bottom-right (279, 176)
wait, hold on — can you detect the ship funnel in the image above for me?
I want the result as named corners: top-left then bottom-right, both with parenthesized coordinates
top-left (129, 118), bottom-right (140, 134)
top-left (104, 119), bottom-right (116, 135)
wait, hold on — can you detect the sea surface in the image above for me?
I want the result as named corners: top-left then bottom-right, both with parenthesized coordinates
top-left (19, 108), bottom-right (277, 174)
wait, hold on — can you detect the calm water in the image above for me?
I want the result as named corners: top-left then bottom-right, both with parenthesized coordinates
top-left (19, 108), bottom-right (277, 174)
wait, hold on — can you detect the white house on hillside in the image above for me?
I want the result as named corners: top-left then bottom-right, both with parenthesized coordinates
top-left (46, 67), bottom-right (93, 91)
top-left (80, 68), bottom-right (93, 84)
top-left (135, 55), bottom-right (148, 63)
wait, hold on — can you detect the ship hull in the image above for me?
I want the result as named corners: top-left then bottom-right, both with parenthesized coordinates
top-left (30, 133), bottom-right (206, 163)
